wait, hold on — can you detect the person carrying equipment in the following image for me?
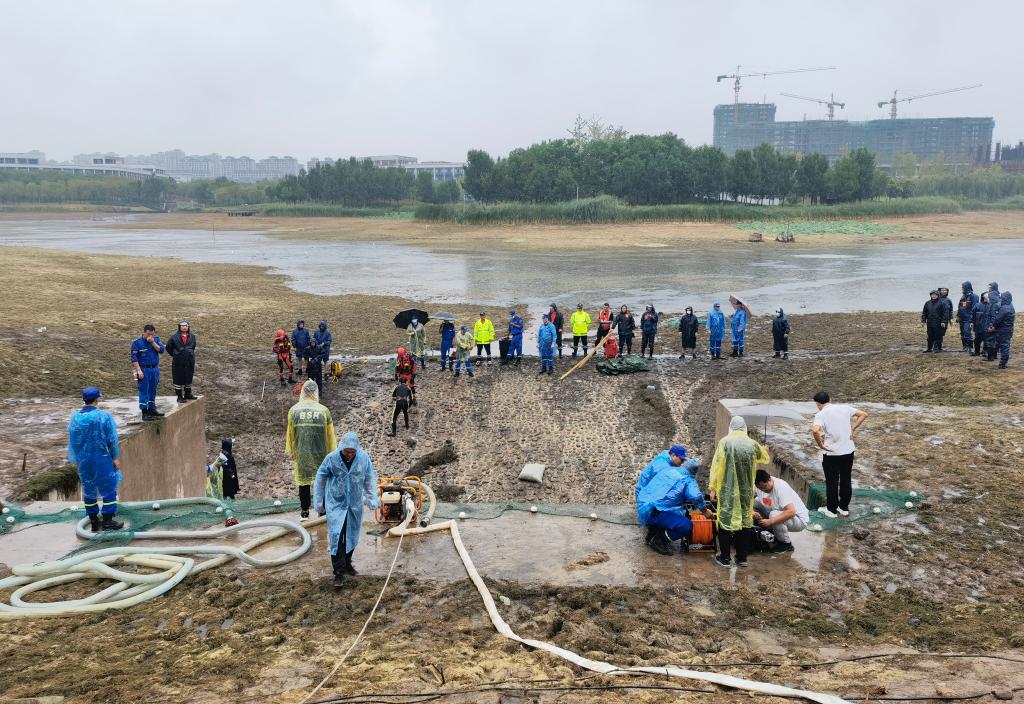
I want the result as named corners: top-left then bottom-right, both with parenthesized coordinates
top-left (707, 302), bottom-right (725, 359)
top-left (67, 387), bottom-right (123, 532)
top-left (772, 308), bottom-right (791, 359)
top-left (537, 313), bottom-right (556, 375)
top-left (505, 309), bottom-right (524, 365)
top-left (166, 320), bottom-right (198, 402)
top-left (274, 329), bottom-right (296, 385)
top-left (313, 431), bottom-right (380, 589)
top-left (130, 323), bottom-right (165, 420)
top-left (389, 379), bottom-right (413, 436)
top-left (395, 347), bottom-right (418, 404)
top-left (407, 318), bottom-right (427, 369)
top-left (636, 445), bottom-right (709, 555)
top-left (570, 303), bottom-right (591, 357)
top-left (730, 301), bottom-right (747, 357)
top-left (291, 320), bottom-right (310, 377)
top-left (454, 325), bottom-right (475, 380)
top-left (474, 312), bottom-right (495, 362)
top-left (438, 319), bottom-right (456, 371)
top-left (285, 380), bottom-right (337, 520)
top-left (709, 416), bottom-right (770, 567)
top-left (677, 306), bottom-right (699, 360)
top-left (957, 281), bottom-right (980, 352)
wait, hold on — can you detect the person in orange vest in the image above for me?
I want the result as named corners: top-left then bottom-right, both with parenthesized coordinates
top-left (274, 329), bottom-right (296, 386)
top-left (595, 303), bottom-right (614, 348)
top-left (395, 347), bottom-right (418, 406)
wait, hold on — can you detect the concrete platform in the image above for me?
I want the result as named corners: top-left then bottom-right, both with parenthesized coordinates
top-left (0, 502), bottom-right (829, 588)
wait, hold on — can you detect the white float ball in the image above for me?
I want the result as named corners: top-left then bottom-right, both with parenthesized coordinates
top-left (215, 506), bottom-right (224, 513)
top-left (590, 513), bottom-right (598, 520)
top-left (69, 506), bottom-right (79, 511)
top-left (909, 491), bottom-right (918, 498)
top-left (530, 505), bottom-right (538, 513)
top-left (458, 511), bottom-right (466, 520)
top-left (5, 516), bottom-right (14, 524)
top-left (872, 506), bottom-right (882, 514)
top-left (1, 507), bottom-right (9, 515)
top-left (809, 523), bottom-right (823, 532)
top-left (273, 500), bottom-right (282, 507)
top-left (904, 501), bottom-right (914, 509)
top-left (151, 502), bottom-right (161, 510)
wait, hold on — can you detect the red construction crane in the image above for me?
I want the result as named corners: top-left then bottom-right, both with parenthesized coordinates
top-left (877, 84), bottom-right (982, 119)
top-left (716, 65), bottom-right (836, 107)
top-left (780, 92), bottom-right (846, 121)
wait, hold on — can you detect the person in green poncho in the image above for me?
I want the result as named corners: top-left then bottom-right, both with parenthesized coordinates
top-left (709, 415), bottom-right (770, 568)
top-left (407, 317), bottom-right (428, 369)
top-left (285, 379), bottom-right (337, 520)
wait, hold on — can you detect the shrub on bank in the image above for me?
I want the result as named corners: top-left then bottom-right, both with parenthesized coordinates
top-left (415, 195), bottom-right (963, 225)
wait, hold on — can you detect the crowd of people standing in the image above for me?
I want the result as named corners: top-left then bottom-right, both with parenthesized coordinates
top-left (926, 281), bottom-right (1015, 368)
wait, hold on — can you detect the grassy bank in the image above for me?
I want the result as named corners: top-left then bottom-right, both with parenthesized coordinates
top-left (415, 195), bottom-right (964, 225)
top-left (256, 203), bottom-right (416, 218)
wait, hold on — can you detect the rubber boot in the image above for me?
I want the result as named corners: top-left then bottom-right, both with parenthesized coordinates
top-left (279, 378), bottom-right (286, 386)
top-left (783, 353), bottom-right (789, 360)
top-left (102, 515), bottom-right (125, 531)
top-left (515, 357), bottom-right (521, 367)
top-left (468, 370), bottom-right (474, 378)
top-left (175, 389), bottom-right (184, 402)
top-left (739, 349), bottom-right (744, 357)
top-left (150, 407), bottom-right (165, 417)
top-left (184, 387), bottom-right (197, 400)
top-left (692, 354), bottom-right (697, 360)
top-left (343, 550), bottom-right (357, 576)
top-left (999, 362), bottom-right (1007, 369)
top-left (730, 348), bottom-right (738, 358)
top-left (89, 515), bottom-right (102, 532)
top-left (773, 352), bottom-right (780, 358)
top-left (142, 409), bottom-right (155, 421)
top-left (288, 376), bottom-right (295, 384)
top-left (333, 574), bottom-right (346, 589)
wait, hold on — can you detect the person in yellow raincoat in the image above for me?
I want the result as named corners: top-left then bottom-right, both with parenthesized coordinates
top-left (285, 379), bottom-right (337, 520)
top-left (473, 311), bottom-right (495, 362)
top-left (709, 415), bottom-right (770, 568)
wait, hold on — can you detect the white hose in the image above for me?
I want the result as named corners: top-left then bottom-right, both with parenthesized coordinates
top-left (0, 500), bottom-right (319, 620)
top-left (386, 501), bottom-right (850, 704)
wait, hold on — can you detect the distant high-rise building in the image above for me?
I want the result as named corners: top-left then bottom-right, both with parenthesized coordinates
top-left (994, 141), bottom-right (1024, 173)
top-left (713, 103), bottom-right (994, 168)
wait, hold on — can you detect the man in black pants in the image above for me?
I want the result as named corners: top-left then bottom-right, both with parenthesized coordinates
top-left (922, 290), bottom-right (946, 352)
top-left (811, 391), bottom-right (868, 519)
top-left (389, 379), bottom-right (412, 436)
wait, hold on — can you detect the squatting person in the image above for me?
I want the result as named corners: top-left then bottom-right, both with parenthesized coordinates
top-left (166, 320), bottom-right (197, 402)
top-left (753, 469), bottom-right (808, 553)
top-left (812, 391), bottom-right (868, 519)
top-left (636, 445), bottom-right (709, 555)
top-left (68, 386), bottom-right (124, 531)
top-left (314, 431), bottom-right (380, 589)
top-left (130, 323), bottom-right (165, 420)
top-left (286, 379), bottom-right (337, 520)
top-left (710, 416), bottom-right (770, 568)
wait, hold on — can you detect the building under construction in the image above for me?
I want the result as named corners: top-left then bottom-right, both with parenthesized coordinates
top-left (713, 103), bottom-right (994, 168)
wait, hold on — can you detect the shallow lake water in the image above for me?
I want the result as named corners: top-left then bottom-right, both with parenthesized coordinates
top-left (2, 218), bottom-right (1020, 322)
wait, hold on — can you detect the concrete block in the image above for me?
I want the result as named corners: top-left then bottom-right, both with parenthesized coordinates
top-left (118, 396), bottom-right (208, 501)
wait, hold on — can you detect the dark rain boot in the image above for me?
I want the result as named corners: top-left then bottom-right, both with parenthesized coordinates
top-left (515, 357), bottom-right (521, 367)
top-left (783, 353), bottom-right (789, 360)
top-left (89, 515), bottom-right (102, 532)
top-left (175, 389), bottom-right (184, 403)
top-left (101, 514), bottom-right (125, 531)
top-left (184, 387), bottom-right (197, 400)
top-left (343, 550), bottom-right (357, 576)
top-left (730, 348), bottom-right (738, 358)
top-left (468, 370), bottom-right (474, 378)
top-left (773, 352), bottom-right (780, 358)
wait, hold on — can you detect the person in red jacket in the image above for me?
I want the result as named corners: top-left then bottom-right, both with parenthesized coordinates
top-left (395, 347), bottom-right (418, 406)
top-left (274, 329), bottom-right (296, 386)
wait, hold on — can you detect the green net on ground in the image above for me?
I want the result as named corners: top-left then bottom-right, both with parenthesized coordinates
top-left (804, 483), bottom-right (924, 530)
top-left (596, 354), bottom-right (649, 376)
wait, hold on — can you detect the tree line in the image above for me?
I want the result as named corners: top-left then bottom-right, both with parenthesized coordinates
top-left (265, 157), bottom-right (460, 206)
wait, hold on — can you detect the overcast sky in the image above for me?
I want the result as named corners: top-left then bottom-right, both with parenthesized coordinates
top-left (4, 1), bottom-right (1017, 163)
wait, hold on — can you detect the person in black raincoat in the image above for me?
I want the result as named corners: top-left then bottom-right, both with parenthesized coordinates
top-left (937, 287), bottom-right (953, 351)
top-left (165, 320), bottom-right (197, 402)
top-left (972, 291), bottom-right (989, 356)
top-left (677, 307), bottom-right (699, 359)
top-left (922, 290), bottom-right (946, 353)
top-left (988, 291), bottom-right (1015, 369)
top-left (983, 283), bottom-right (1001, 360)
top-left (613, 305), bottom-right (637, 355)
top-left (956, 281), bottom-right (980, 352)
top-left (772, 308), bottom-right (791, 359)
top-left (220, 437), bottom-right (239, 499)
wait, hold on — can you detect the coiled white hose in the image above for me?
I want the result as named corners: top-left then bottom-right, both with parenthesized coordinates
top-left (0, 498), bottom-right (318, 620)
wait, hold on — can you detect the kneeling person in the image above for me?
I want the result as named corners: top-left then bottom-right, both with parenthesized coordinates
top-left (636, 445), bottom-right (711, 555)
top-left (753, 469), bottom-right (808, 552)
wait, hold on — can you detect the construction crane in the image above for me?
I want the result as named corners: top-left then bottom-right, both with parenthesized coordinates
top-left (877, 84), bottom-right (982, 119)
top-left (716, 65), bottom-right (836, 107)
top-left (780, 92), bottom-right (846, 121)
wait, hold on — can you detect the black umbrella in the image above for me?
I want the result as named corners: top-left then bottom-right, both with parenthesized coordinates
top-left (393, 309), bottom-right (430, 330)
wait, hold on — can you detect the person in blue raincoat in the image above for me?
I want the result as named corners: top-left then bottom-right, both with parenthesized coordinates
top-left (313, 321), bottom-right (332, 363)
top-left (707, 302), bottom-right (725, 359)
top-left (730, 300), bottom-right (747, 357)
top-left (291, 320), bottom-right (311, 377)
top-left (634, 446), bottom-right (692, 504)
top-left (505, 309), bottom-right (525, 365)
top-left (438, 319), bottom-right (456, 371)
top-left (537, 313), bottom-right (556, 375)
top-left (957, 281), bottom-right (980, 353)
top-left (68, 386), bottom-right (123, 532)
top-left (636, 444), bottom-right (709, 555)
top-left (314, 431), bottom-right (380, 588)
top-left (130, 323), bottom-right (165, 420)
top-left (988, 291), bottom-right (1015, 369)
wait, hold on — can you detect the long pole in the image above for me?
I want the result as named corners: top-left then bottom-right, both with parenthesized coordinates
top-left (559, 331), bottom-right (606, 381)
